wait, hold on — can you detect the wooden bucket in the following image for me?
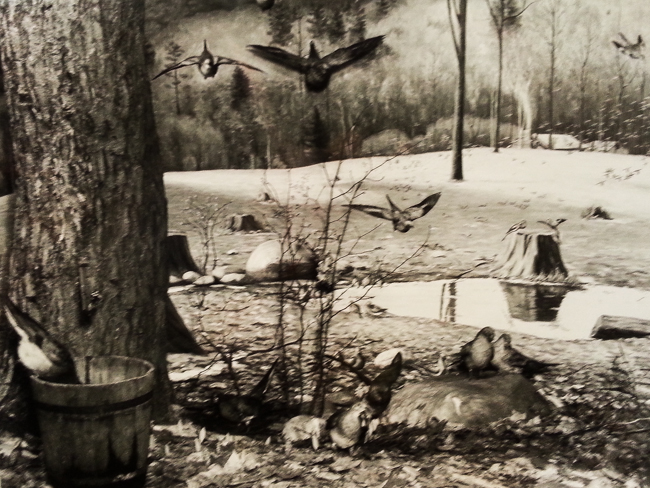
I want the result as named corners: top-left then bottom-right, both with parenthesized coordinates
top-left (30, 356), bottom-right (155, 488)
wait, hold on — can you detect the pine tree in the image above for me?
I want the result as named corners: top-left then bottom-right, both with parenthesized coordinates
top-left (302, 106), bottom-right (329, 165)
top-left (308, 5), bottom-right (328, 41)
top-left (164, 41), bottom-right (187, 115)
top-left (267, 1), bottom-right (296, 46)
top-left (230, 66), bottom-right (251, 111)
top-left (349, 5), bottom-right (367, 44)
top-left (326, 8), bottom-right (346, 45)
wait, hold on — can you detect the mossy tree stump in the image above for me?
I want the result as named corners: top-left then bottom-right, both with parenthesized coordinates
top-left (492, 230), bottom-right (568, 281)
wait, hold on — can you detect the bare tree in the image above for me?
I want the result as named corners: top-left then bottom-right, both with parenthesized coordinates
top-left (538, 0), bottom-right (569, 149)
top-left (0, 0), bottom-right (171, 418)
top-left (485, 0), bottom-right (529, 152)
top-left (447, 0), bottom-right (468, 181)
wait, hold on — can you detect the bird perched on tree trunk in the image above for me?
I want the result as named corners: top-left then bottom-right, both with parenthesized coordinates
top-left (247, 36), bottom-right (385, 92)
top-left (216, 358), bottom-right (278, 428)
top-left (152, 40), bottom-right (263, 81)
top-left (459, 327), bottom-right (495, 378)
top-left (612, 33), bottom-right (645, 59)
top-left (366, 351), bottom-right (403, 418)
top-left (502, 220), bottom-right (526, 240)
top-left (537, 218), bottom-right (566, 243)
top-left (492, 333), bottom-right (557, 378)
top-left (3, 299), bottom-right (79, 384)
top-left (327, 401), bottom-right (373, 449)
top-left (346, 193), bottom-right (442, 233)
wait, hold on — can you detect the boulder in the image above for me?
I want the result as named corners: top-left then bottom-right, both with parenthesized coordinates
top-left (246, 240), bottom-right (317, 283)
top-left (387, 374), bottom-right (551, 428)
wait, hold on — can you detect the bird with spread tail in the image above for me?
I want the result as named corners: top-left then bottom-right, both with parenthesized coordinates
top-left (216, 358), bottom-right (278, 428)
top-left (346, 192), bottom-right (442, 233)
top-left (247, 35), bottom-right (385, 92)
top-left (612, 33), bottom-right (645, 59)
top-left (152, 40), bottom-right (263, 81)
top-left (492, 333), bottom-right (557, 378)
top-left (459, 327), bottom-right (496, 378)
top-left (4, 298), bottom-right (79, 384)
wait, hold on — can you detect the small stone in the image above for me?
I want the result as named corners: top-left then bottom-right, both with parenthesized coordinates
top-left (169, 275), bottom-right (185, 285)
top-left (374, 348), bottom-right (408, 368)
top-left (194, 275), bottom-right (216, 286)
top-left (226, 249), bottom-right (239, 255)
top-left (182, 271), bottom-right (202, 283)
top-left (221, 273), bottom-right (247, 285)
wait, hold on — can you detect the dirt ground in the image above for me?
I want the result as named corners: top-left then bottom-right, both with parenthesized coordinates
top-left (1, 148), bottom-right (649, 487)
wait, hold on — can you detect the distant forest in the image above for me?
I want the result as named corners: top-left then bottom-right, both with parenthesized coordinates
top-left (146, 0), bottom-right (650, 171)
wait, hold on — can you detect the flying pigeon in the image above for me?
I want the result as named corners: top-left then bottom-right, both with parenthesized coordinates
top-left (612, 33), bottom-right (645, 59)
top-left (247, 35), bottom-right (385, 92)
top-left (346, 192), bottom-right (442, 233)
top-left (4, 299), bottom-right (79, 383)
top-left (152, 40), bottom-right (263, 81)
top-left (255, 0), bottom-right (274, 10)
top-left (459, 327), bottom-right (495, 378)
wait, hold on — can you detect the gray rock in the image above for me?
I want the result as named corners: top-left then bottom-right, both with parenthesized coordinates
top-left (182, 271), bottom-right (202, 283)
top-left (193, 275), bottom-right (216, 286)
top-left (220, 273), bottom-right (248, 285)
top-left (246, 240), bottom-right (317, 283)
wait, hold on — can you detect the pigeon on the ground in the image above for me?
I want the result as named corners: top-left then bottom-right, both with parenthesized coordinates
top-left (152, 40), bottom-right (263, 80)
top-left (327, 401), bottom-right (373, 449)
top-left (346, 193), bottom-right (442, 233)
top-left (216, 358), bottom-right (278, 427)
top-left (492, 333), bottom-right (557, 378)
top-left (502, 220), bottom-right (526, 240)
top-left (612, 33), bottom-right (645, 59)
top-left (366, 352), bottom-right (403, 418)
top-left (4, 299), bottom-right (79, 384)
top-left (459, 327), bottom-right (496, 378)
top-left (247, 36), bottom-right (384, 92)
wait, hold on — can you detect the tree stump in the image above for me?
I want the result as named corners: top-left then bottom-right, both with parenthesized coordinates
top-left (492, 230), bottom-right (568, 281)
top-left (165, 295), bottom-right (205, 355)
top-left (499, 281), bottom-right (570, 322)
top-left (165, 234), bottom-right (201, 278)
top-left (226, 214), bottom-right (264, 232)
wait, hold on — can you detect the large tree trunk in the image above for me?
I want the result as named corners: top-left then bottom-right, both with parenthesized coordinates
top-left (450, 0), bottom-right (467, 181)
top-left (0, 0), bottom-right (171, 418)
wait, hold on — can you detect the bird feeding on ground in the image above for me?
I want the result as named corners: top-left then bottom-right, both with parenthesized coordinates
top-left (459, 327), bottom-right (495, 378)
top-left (4, 298), bottom-right (79, 384)
top-left (247, 36), bottom-right (385, 92)
top-left (152, 40), bottom-right (263, 81)
top-left (346, 192), bottom-right (442, 233)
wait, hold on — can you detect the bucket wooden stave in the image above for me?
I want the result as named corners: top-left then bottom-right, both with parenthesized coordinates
top-left (30, 356), bottom-right (155, 488)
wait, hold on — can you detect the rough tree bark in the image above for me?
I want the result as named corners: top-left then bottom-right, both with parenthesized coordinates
top-left (0, 1), bottom-right (171, 417)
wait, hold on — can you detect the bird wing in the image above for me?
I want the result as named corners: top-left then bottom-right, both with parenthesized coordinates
top-left (618, 32), bottom-right (631, 45)
top-left (152, 56), bottom-right (200, 80)
top-left (246, 45), bottom-right (309, 73)
top-left (612, 40), bottom-right (624, 50)
top-left (321, 35), bottom-right (385, 72)
top-left (216, 56), bottom-right (265, 73)
top-left (249, 358), bottom-right (279, 399)
top-left (403, 192), bottom-right (442, 220)
top-left (345, 204), bottom-right (393, 221)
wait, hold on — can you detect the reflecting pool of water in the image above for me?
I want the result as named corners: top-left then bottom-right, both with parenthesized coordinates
top-left (337, 278), bottom-right (650, 340)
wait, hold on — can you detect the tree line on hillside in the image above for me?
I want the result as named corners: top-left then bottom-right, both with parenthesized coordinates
top-left (150, 0), bottom-right (650, 171)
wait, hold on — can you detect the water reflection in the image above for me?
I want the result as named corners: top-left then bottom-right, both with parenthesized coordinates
top-left (338, 278), bottom-right (650, 340)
